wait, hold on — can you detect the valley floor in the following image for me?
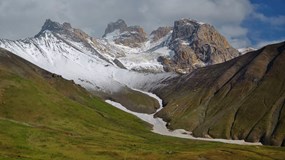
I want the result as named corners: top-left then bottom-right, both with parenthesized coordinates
top-left (1, 105), bottom-right (285, 160)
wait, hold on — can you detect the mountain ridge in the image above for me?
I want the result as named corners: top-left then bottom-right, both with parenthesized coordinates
top-left (102, 18), bottom-right (240, 74)
top-left (0, 18), bottom-right (240, 75)
top-left (0, 18), bottom-right (240, 93)
top-left (153, 41), bottom-right (285, 146)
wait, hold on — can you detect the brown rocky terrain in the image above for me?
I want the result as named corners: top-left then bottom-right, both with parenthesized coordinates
top-left (160, 19), bottom-right (240, 74)
top-left (150, 26), bottom-right (172, 43)
top-left (103, 19), bottom-right (147, 48)
top-left (154, 41), bottom-right (285, 146)
top-left (103, 19), bottom-right (128, 37)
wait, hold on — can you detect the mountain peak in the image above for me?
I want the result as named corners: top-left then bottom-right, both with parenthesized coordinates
top-left (159, 18), bottom-right (239, 73)
top-left (116, 19), bottom-right (127, 25)
top-left (150, 26), bottom-right (173, 42)
top-left (177, 18), bottom-right (206, 25)
top-left (62, 22), bottom-right (72, 30)
top-left (171, 18), bottom-right (208, 41)
top-left (35, 19), bottom-right (73, 37)
top-left (103, 19), bottom-right (128, 37)
top-left (42, 19), bottom-right (63, 31)
top-left (103, 19), bottom-right (147, 48)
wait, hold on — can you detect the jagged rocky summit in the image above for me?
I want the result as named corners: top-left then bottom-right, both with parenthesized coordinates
top-left (102, 18), bottom-right (240, 74)
top-left (161, 18), bottom-right (240, 73)
top-left (103, 19), bottom-right (147, 48)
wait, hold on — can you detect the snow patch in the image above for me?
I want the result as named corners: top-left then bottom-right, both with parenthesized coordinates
top-left (106, 89), bottom-right (262, 146)
top-left (238, 47), bottom-right (256, 55)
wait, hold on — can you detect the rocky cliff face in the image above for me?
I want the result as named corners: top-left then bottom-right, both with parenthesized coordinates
top-left (113, 26), bottom-right (147, 48)
top-left (161, 19), bottom-right (240, 74)
top-left (150, 27), bottom-right (173, 43)
top-left (103, 19), bottom-right (147, 48)
top-left (103, 19), bottom-right (128, 37)
top-left (154, 41), bottom-right (285, 146)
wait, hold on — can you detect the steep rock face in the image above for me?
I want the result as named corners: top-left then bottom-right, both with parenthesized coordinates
top-left (113, 26), bottom-right (147, 48)
top-left (171, 19), bottom-right (200, 40)
top-left (150, 27), bottom-right (173, 43)
top-left (103, 19), bottom-right (147, 48)
top-left (161, 19), bottom-right (240, 74)
top-left (103, 19), bottom-right (128, 37)
top-left (35, 19), bottom-right (90, 43)
top-left (154, 41), bottom-right (285, 146)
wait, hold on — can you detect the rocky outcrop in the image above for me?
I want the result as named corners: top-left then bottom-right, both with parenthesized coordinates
top-left (150, 27), bottom-right (172, 43)
top-left (103, 19), bottom-right (147, 48)
top-left (103, 19), bottom-right (128, 37)
top-left (35, 19), bottom-right (91, 43)
top-left (113, 25), bottom-right (147, 48)
top-left (35, 19), bottom-right (64, 34)
top-left (161, 18), bottom-right (240, 74)
top-left (154, 41), bottom-right (285, 146)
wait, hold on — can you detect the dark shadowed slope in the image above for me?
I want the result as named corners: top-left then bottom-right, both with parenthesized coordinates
top-left (155, 41), bottom-right (285, 146)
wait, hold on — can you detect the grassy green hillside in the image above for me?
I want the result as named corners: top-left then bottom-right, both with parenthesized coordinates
top-left (0, 48), bottom-right (285, 159)
top-left (155, 42), bottom-right (285, 147)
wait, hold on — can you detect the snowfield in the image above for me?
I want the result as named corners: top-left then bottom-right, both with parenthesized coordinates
top-left (0, 31), bottom-right (175, 93)
top-left (102, 29), bottom-right (173, 73)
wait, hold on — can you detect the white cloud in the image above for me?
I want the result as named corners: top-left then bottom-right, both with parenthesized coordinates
top-left (252, 13), bottom-right (285, 26)
top-left (229, 38), bottom-right (252, 49)
top-left (218, 25), bottom-right (249, 48)
top-left (254, 39), bottom-right (285, 49)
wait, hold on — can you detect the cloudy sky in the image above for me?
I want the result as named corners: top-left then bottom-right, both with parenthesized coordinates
top-left (0, 0), bottom-right (284, 48)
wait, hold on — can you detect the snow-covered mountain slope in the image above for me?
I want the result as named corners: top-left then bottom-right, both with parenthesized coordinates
top-left (0, 20), bottom-right (175, 93)
top-left (102, 27), bottom-right (173, 72)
